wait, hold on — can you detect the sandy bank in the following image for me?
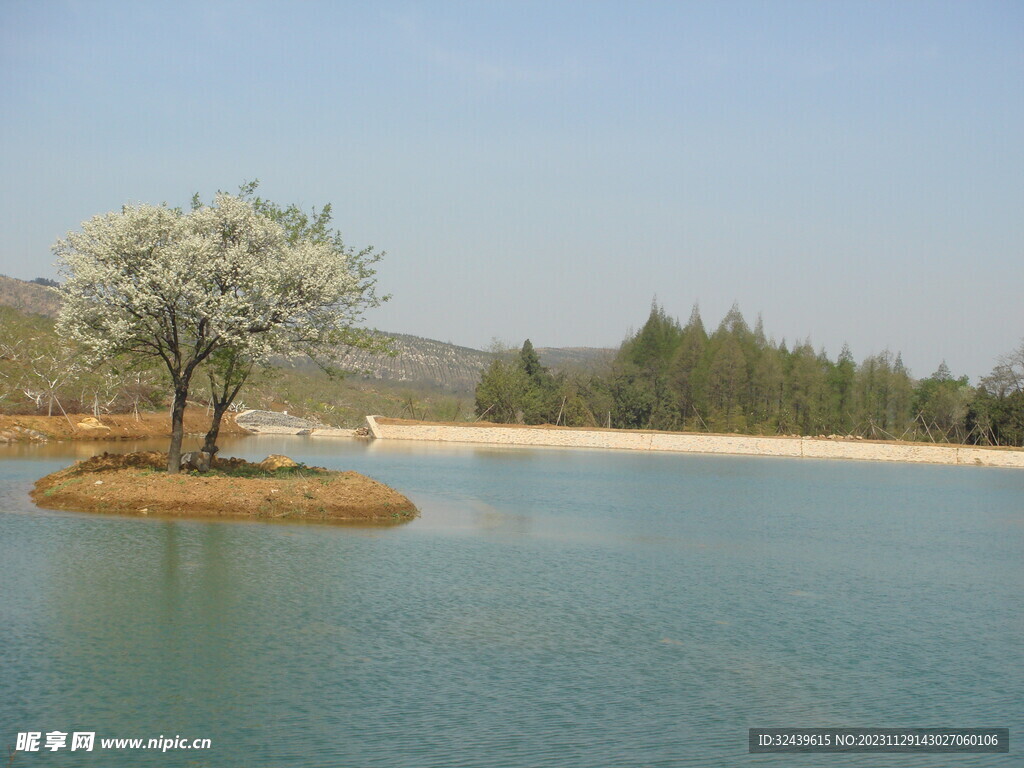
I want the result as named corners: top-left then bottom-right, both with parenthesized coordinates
top-left (31, 451), bottom-right (417, 524)
top-left (366, 417), bottom-right (1024, 469)
top-left (0, 410), bottom-right (251, 443)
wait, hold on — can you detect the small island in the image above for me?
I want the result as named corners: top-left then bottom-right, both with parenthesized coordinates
top-left (31, 451), bottom-right (417, 524)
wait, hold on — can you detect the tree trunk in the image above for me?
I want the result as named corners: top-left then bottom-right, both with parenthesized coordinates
top-left (201, 402), bottom-right (230, 456)
top-left (167, 387), bottom-right (189, 474)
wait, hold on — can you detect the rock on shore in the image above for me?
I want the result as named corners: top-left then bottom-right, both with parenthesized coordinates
top-left (235, 409), bottom-right (319, 434)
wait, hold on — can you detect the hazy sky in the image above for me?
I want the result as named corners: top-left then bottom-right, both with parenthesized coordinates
top-left (1, 1), bottom-right (1021, 380)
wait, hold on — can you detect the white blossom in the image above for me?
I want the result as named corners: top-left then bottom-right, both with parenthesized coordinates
top-left (55, 194), bottom-right (374, 370)
top-left (53, 192), bottom-right (381, 471)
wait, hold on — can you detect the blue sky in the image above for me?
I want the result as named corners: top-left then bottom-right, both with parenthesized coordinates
top-left (1, 1), bottom-right (1021, 379)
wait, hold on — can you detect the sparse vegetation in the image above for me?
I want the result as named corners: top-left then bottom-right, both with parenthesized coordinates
top-left (0, 275), bottom-right (608, 429)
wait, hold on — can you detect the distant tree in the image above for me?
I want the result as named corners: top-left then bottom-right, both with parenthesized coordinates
top-left (888, 353), bottom-right (915, 436)
top-left (626, 300), bottom-right (682, 373)
top-left (518, 339), bottom-right (559, 423)
top-left (978, 339), bottom-right (1024, 445)
top-left (475, 351), bottom-right (531, 423)
top-left (783, 342), bottom-right (822, 434)
top-left (718, 302), bottom-right (751, 340)
top-left (749, 346), bottom-right (784, 431)
top-left (826, 343), bottom-right (856, 434)
top-left (474, 340), bottom-right (559, 424)
top-left (609, 364), bottom-right (656, 429)
top-left (707, 334), bottom-right (748, 430)
top-left (519, 339), bottom-right (543, 379)
top-left (913, 362), bottom-right (972, 442)
top-left (982, 339), bottom-right (1024, 397)
top-left (554, 369), bottom-right (610, 427)
top-left (613, 301), bottom-right (682, 429)
top-left (30, 277), bottom-right (59, 288)
top-left (13, 330), bottom-right (81, 416)
top-left (55, 192), bottom-right (384, 472)
top-left (669, 304), bottom-right (709, 429)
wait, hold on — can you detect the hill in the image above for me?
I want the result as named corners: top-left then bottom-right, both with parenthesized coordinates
top-left (336, 332), bottom-right (492, 393)
top-left (0, 275), bottom-right (612, 394)
top-left (337, 336), bottom-right (613, 393)
top-left (536, 346), bottom-right (614, 372)
top-left (0, 274), bottom-right (60, 317)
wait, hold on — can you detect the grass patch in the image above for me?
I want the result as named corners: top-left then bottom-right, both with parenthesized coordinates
top-left (205, 463), bottom-right (321, 480)
top-left (43, 477), bottom-right (82, 497)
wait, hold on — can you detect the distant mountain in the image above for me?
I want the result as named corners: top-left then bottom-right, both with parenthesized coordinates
top-left (536, 346), bottom-right (614, 372)
top-left (0, 275), bottom-right (60, 318)
top-left (0, 274), bottom-right (614, 393)
top-left (337, 332), bottom-right (492, 393)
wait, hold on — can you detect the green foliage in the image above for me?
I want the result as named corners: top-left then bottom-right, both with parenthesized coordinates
top-left (913, 362), bottom-right (974, 442)
top-left (982, 389), bottom-right (1024, 446)
top-left (474, 340), bottom-right (560, 424)
top-left (624, 300), bottom-right (682, 373)
top-left (610, 301), bottom-right (683, 429)
top-left (480, 300), bottom-right (1023, 447)
top-left (474, 356), bottom-right (530, 423)
top-left (205, 462), bottom-right (317, 479)
top-left (976, 339), bottom-right (1024, 445)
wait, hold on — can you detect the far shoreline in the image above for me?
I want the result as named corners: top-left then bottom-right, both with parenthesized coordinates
top-left (366, 417), bottom-right (1024, 469)
top-left (0, 410), bottom-right (252, 443)
top-left (4, 410), bottom-right (1022, 469)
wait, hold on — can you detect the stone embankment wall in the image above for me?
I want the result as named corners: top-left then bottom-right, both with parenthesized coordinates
top-left (365, 417), bottom-right (1024, 469)
top-left (235, 410), bottom-right (356, 438)
top-left (236, 410), bottom-right (317, 434)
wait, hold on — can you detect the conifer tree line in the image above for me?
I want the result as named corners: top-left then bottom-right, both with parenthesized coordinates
top-left (475, 302), bottom-right (1024, 447)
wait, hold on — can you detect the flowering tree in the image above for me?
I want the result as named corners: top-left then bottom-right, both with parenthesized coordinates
top-left (193, 185), bottom-right (390, 458)
top-left (54, 193), bottom-right (384, 472)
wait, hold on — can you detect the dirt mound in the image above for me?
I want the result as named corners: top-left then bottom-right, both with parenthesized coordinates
top-left (72, 451), bottom-right (168, 473)
top-left (31, 452), bottom-right (416, 525)
top-left (258, 454), bottom-right (299, 471)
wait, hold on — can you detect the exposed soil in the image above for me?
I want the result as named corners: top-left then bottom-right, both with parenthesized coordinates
top-left (0, 410), bottom-right (252, 443)
top-left (31, 451), bottom-right (417, 524)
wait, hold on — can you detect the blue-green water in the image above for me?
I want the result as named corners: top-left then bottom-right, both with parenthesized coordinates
top-left (1, 436), bottom-right (1021, 767)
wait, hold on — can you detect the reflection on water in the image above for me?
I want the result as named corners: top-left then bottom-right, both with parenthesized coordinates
top-left (0, 436), bottom-right (203, 461)
top-left (1, 436), bottom-right (1022, 767)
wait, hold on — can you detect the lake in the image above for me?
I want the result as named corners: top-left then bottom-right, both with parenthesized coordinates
top-left (1, 435), bottom-right (1021, 766)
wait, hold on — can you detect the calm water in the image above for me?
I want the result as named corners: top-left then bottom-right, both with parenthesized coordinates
top-left (1, 436), bottom-right (1021, 767)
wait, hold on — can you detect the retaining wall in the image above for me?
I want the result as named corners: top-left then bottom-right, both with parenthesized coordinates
top-left (364, 416), bottom-right (1024, 469)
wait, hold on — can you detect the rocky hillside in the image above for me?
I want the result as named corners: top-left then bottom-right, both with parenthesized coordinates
top-left (0, 275), bottom-right (60, 317)
top-left (338, 333), bottom-right (492, 393)
top-left (338, 337), bottom-right (613, 393)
